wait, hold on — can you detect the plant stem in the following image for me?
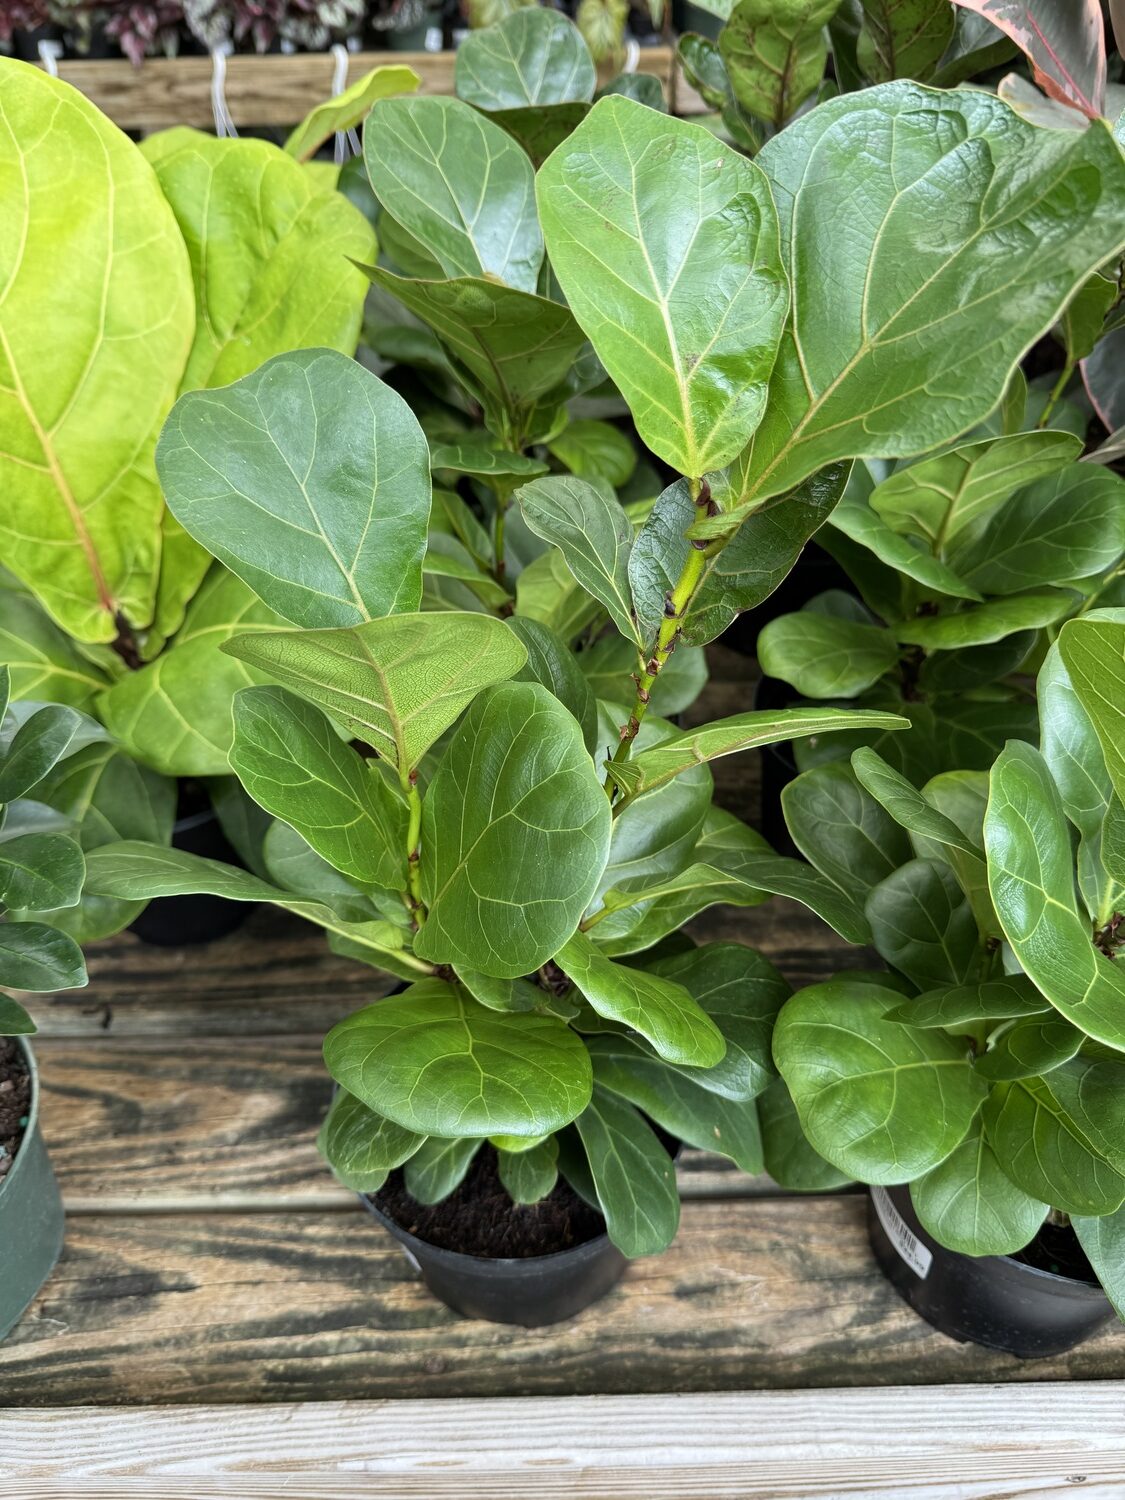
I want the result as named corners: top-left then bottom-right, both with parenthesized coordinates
top-left (493, 498), bottom-right (507, 584)
top-left (404, 771), bottom-right (426, 930)
top-left (1037, 360), bottom-right (1074, 430)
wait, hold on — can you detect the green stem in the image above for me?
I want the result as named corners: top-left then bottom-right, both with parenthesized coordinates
top-left (1037, 359), bottom-right (1074, 430)
top-left (493, 498), bottom-right (507, 584)
top-left (403, 772), bottom-right (426, 930)
top-left (1075, 562), bottom-right (1124, 617)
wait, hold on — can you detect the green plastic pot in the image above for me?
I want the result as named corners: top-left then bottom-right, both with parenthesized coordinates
top-left (0, 1038), bottom-right (65, 1341)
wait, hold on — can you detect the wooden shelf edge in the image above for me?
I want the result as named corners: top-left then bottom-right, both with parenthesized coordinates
top-left (4, 1384), bottom-right (1123, 1499)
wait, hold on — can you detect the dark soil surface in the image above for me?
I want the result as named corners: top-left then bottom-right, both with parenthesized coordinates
top-left (373, 1145), bottom-right (607, 1259)
top-left (1014, 1219), bottom-right (1100, 1284)
top-left (0, 1039), bottom-right (31, 1184)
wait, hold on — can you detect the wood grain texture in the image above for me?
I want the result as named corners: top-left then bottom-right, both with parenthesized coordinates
top-left (4, 1385), bottom-right (1124, 1498)
top-left (3, 1198), bottom-right (1123, 1408)
top-left (45, 49), bottom-right (677, 130)
top-left (35, 1036), bottom-right (776, 1210)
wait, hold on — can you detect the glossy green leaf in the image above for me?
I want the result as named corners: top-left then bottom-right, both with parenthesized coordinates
top-left (0, 587), bottom-right (119, 710)
top-left (575, 1086), bottom-right (680, 1256)
top-left (645, 942), bottom-right (789, 1102)
top-left (736, 85), bottom-right (1125, 504)
top-left (324, 980), bottom-right (592, 1137)
top-left (548, 419), bottom-right (637, 490)
top-left (975, 1014), bottom-right (1084, 1082)
top-left (222, 612), bottom-right (527, 773)
top-left (896, 589), bottom-right (1077, 651)
top-left (158, 350), bottom-right (431, 630)
top-left (284, 65), bottom-right (418, 162)
top-left (782, 760), bottom-right (910, 900)
top-left (865, 860), bottom-right (979, 990)
top-left (0, 833), bottom-right (84, 912)
top-left (404, 1136), bottom-right (481, 1203)
top-left (580, 633), bottom-right (707, 720)
top-left (757, 1076), bottom-right (853, 1191)
top-left (827, 487), bottom-right (982, 603)
top-left (1059, 618), bottom-right (1125, 812)
top-left (721, 0), bottom-right (840, 128)
top-left (857, 0), bottom-right (955, 81)
top-left (0, 704), bottom-right (80, 805)
top-left (416, 683), bottom-right (610, 977)
top-left (560, 929), bottom-right (724, 1067)
top-left (507, 617), bottom-right (599, 755)
top-left (986, 740), bottom-right (1125, 1051)
top-left (99, 569), bottom-right (285, 778)
top-left (537, 96), bottom-right (788, 477)
top-left (1058, 272), bottom-right (1117, 365)
top-left (317, 1087), bottom-right (424, 1192)
top-left (262, 822), bottom-right (377, 922)
top-left (430, 443), bottom-right (546, 484)
top-left (981, 1061), bottom-right (1125, 1216)
top-left (455, 9), bottom-right (595, 109)
top-left (589, 1034), bottom-right (762, 1172)
top-left (773, 979), bottom-right (987, 1182)
top-left (143, 129), bottom-right (375, 391)
top-left (230, 686), bottom-right (406, 890)
top-left (0, 63), bottom-right (193, 644)
top-left (1073, 1206), bottom-right (1125, 1319)
top-left (910, 1116), bottom-right (1048, 1256)
top-left (851, 748), bottom-right (983, 861)
top-left (0, 921), bottom-right (86, 993)
top-left (883, 976), bottom-right (1051, 1030)
top-left (677, 32), bottom-right (734, 110)
top-left (758, 612), bottom-right (899, 699)
top-left (517, 476), bottom-right (641, 647)
top-left (0, 994), bottom-right (35, 1035)
top-left (606, 707), bottom-right (907, 803)
top-left (365, 96), bottom-right (542, 292)
top-left (497, 1136), bottom-right (559, 1204)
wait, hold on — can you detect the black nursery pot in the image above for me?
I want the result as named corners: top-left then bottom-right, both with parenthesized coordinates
top-left (128, 784), bottom-right (249, 947)
top-left (361, 1192), bottom-right (628, 1327)
top-left (868, 1185), bottom-right (1114, 1359)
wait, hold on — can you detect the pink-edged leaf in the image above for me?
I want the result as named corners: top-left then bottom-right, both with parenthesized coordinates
top-left (997, 73), bottom-right (1089, 129)
top-left (1082, 325), bottom-right (1125, 433)
top-left (951, 0), bottom-right (1106, 117)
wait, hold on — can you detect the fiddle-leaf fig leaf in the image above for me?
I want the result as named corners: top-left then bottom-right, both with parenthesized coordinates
top-left (1059, 618), bottom-right (1125, 812)
top-left (317, 1087), bottom-right (424, 1192)
top-left (324, 980), bottom-right (593, 1137)
top-left (857, 0), bottom-right (955, 81)
top-left (221, 613), bottom-right (528, 773)
top-left (455, 8), bottom-right (596, 109)
top-left (415, 683), bottom-right (611, 977)
top-left (910, 1115), bottom-right (1048, 1256)
top-left (0, 832), bottom-right (84, 912)
top-left (757, 612), bottom-right (900, 699)
top-left (0, 921), bottom-right (87, 993)
top-left (574, 1085), bottom-right (680, 1257)
top-left (284, 64), bottom-right (419, 163)
top-left (537, 95), bottom-right (789, 477)
top-left (865, 859), bottom-right (980, 990)
top-left (736, 83), bottom-right (1125, 504)
top-left (157, 350), bottom-right (432, 630)
top-left (721, 0), bottom-right (841, 128)
top-left (0, 62), bottom-right (193, 643)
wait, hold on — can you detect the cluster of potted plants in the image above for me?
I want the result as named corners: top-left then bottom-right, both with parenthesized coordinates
top-left (2, 0), bottom-right (1125, 1357)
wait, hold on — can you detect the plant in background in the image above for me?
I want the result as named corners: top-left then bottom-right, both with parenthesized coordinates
top-left (77, 50), bottom-right (1125, 1261)
top-left (771, 608), bottom-right (1125, 1316)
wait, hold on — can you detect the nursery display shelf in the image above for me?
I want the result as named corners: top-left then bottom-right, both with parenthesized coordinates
top-left (38, 46), bottom-right (704, 132)
top-left (3, 647), bottom-right (1124, 1497)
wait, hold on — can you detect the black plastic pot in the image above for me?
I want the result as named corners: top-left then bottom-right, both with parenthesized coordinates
top-left (868, 1185), bottom-right (1114, 1359)
top-left (1, 1039), bottom-right (65, 1341)
top-left (128, 787), bottom-right (249, 947)
top-left (361, 1192), bottom-right (628, 1326)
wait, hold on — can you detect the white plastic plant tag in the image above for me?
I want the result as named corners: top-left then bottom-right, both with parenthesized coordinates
top-left (872, 1186), bottom-right (932, 1280)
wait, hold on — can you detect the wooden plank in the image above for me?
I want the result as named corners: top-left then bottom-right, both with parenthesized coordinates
top-left (34, 1036), bottom-right (774, 1210)
top-left (3, 1198), bottom-right (1122, 1408)
top-left (5, 1384), bottom-right (1125, 1499)
top-left (46, 48), bottom-right (676, 131)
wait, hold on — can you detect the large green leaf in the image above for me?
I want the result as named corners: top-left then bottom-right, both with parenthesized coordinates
top-left (0, 704), bottom-right (80, 803)
top-left (142, 129), bottom-right (375, 391)
top-left (721, 0), bottom-right (840, 128)
top-left (910, 1115), bottom-right (1048, 1256)
top-left (827, 485), bottom-right (982, 603)
top-left (758, 613), bottom-right (899, 699)
top-left (229, 686), bottom-right (406, 890)
top-left (317, 1087), bottom-right (424, 1192)
top-left (323, 980), bottom-right (592, 1136)
top-left (99, 568), bottom-right (285, 778)
top-left (560, 929), bottom-right (724, 1067)
top-left (757, 1076), bottom-right (853, 1191)
top-left (222, 613), bottom-right (527, 773)
top-left (851, 747), bottom-right (982, 860)
top-left (606, 707), bottom-right (907, 802)
top-left (865, 859), bottom-right (980, 990)
top-left (782, 760), bottom-right (911, 900)
top-left (974, 1014), bottom-right (1084, 1082)
top-left (0, 62), bottom-right (193, 643)
top-left (1059, 618), bottom-right (1125, 812)
top-left (867, 432), bottom-right (1081, 554)
top-left (574, 1086), bottom-right (680, 1256)
top-left (857, 0), bottom-right (955, 80)
top-left (364, 96), bottom-right (542, 292)
top-left (284, 64), bottom-right (418, 163)
top-left (517, 476), bottom-right (640, 647)
top-left (536, 96), bottom-right (788, 477)
top-left (0, 833), bottom-right (84, 912)
top-left (981, 1061), bottom-right (1125, 1216)
top-left (1073, 1206), bottom-right (1125, 1319)
top-left (404, 1137), bottom-right (482, 1203)
top-left (986, 740), bottom-right (1125, 1051)
top-left (415, 683), bottom-right (610, 976)
top-left (894, 589), bottom-right (1077, 651)
top-left (0, 586), bottom-right (119, 710)
top-left (736, 85), bottom-right (1125, 504)
top-left (157, 350), bottom-right (431, 630)
top-left (773, 979), bottom-right (987, 1182)
top-left (507, 617), bottom-right (598, 754)
top-left (589, 1034), bottom-right (762, 1172)
top-left (883, 976), bottom-right (1051, 1030)
top-left (0, 921), bottom-right (86, 993)
top-left (455, 8), bottom-right (595, 109)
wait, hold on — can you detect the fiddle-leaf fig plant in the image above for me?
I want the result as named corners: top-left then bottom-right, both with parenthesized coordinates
top-left (771, 614), bottom-right (1125, 1314)
top-left (80, 80), bottom-right (1125, 1265)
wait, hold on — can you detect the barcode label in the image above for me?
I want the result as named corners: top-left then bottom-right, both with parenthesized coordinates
top-left (872, 1186), bottom-right (932, 1280)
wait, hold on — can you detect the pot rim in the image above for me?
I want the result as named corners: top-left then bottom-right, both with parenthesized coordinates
top-left (878, 1184), bottom-right (1107, 1299)
top-left (0, 1034), bottom-right (41, 1204)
